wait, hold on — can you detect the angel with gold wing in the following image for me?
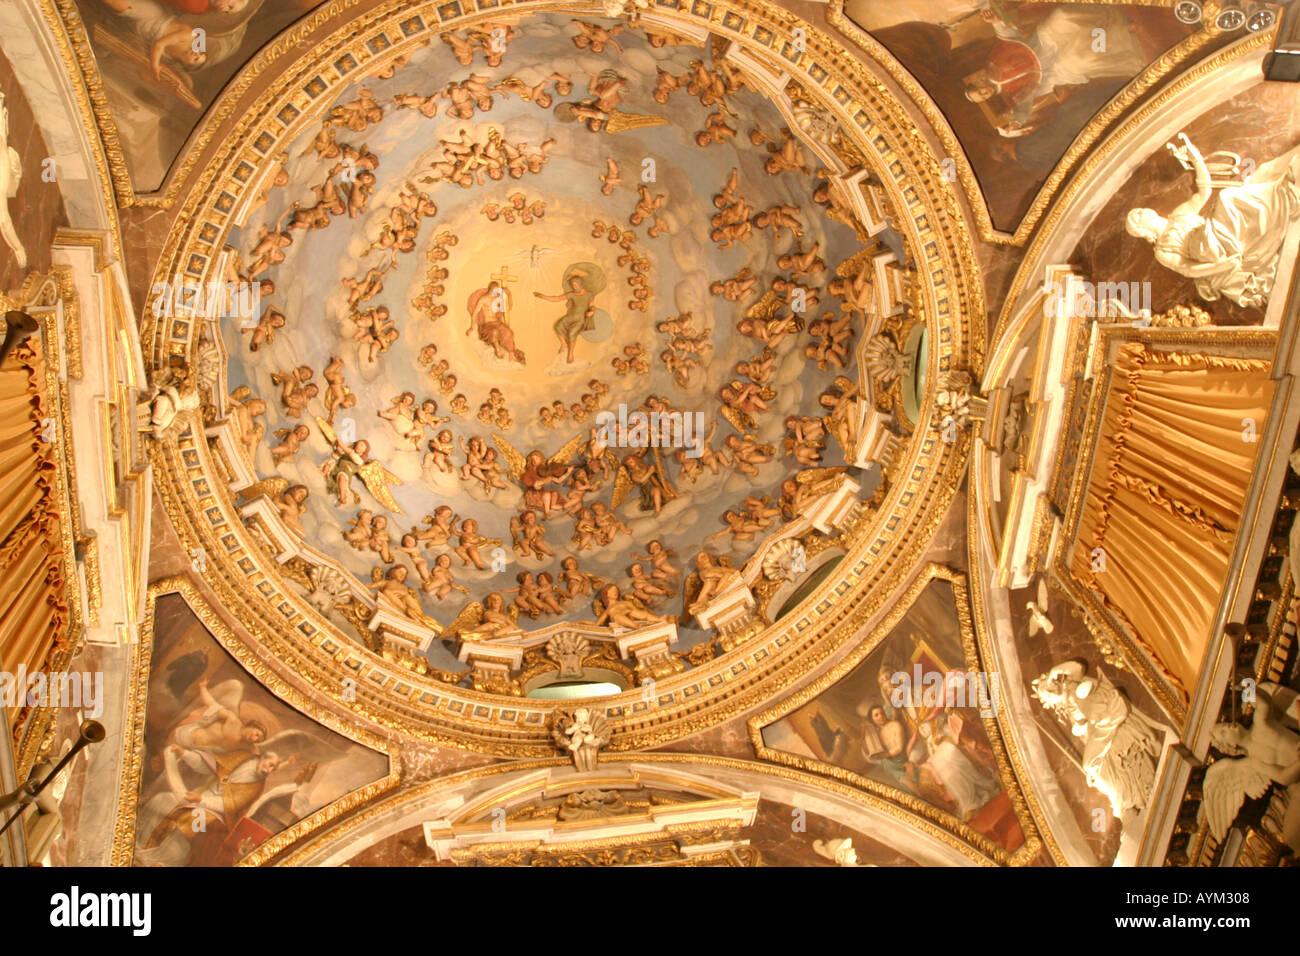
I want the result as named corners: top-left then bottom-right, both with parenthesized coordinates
top-left (610, 447), bottom-right (676, 515)
top-left (779, 466), bottom-right (848, 521)
top-left (441, 591), bottom-right (521, 642)
top-left (316, 415), bottom-right (404, 513)
top-left (680, 550), bottom-right (741, 621)
top-left (238, 478), bottom-right (310, 537)
top-left (493, 432), bottom-right (586, 518)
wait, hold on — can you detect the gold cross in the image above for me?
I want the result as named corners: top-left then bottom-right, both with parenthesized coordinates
top-left (492, 266), bottom-right (518, 284)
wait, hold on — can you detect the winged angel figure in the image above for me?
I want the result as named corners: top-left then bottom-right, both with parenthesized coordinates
top-left (1031, 660), bottom-right (1163, 820)
top-left (316, 415), bottom-right (404, 513)
top-left (1203, 682), bottom-right (1300, 853)
top-left (492, 431), bottom-right (587, 517)
top-left (679, 551), bottom-right (740, 623)
top-left (441, 591), bottom-right (521, 642)
top-left (609, 447), bottom-right (676, 515)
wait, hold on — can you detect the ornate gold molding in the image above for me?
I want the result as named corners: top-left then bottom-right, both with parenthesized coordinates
top-left (278, 751), bottom-right (1012, 866)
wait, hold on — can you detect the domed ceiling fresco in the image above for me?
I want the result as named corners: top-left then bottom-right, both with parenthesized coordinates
top-left (220, 14), bottom-right (890, 669)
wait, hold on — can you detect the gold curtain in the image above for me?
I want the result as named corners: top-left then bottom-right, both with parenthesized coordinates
top-left (0, 340), bottom-right (67, 728)
top-left (1070, 343), bottom-right (1274, 702)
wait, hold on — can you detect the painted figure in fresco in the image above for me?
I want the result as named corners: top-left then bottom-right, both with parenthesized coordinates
top-left (466, 279), bottom-right (525, 363)
top-left (97, 0), bottom-right (210, 82)
top-left (535, 262), bottom-right (605, 364)
top-left (963, 6), bottom-right (1148, 139)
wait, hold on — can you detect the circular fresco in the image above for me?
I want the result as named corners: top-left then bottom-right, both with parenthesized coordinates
top-left (143, 0), bottom-right (980, 748)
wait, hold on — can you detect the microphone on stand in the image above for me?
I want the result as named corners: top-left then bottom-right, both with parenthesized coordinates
top-left (0, 720), bottom-right (105, 839)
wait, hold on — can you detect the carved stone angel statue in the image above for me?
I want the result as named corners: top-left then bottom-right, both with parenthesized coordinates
top-left (1126, 133), bottom-right (1300, 309)
top-left (1202, 682), bottom-right (1300, 853)
top-left (143, 365), bottom-right (202, 441)
top-left (1031, 660), bottom-right (1164, 821)
top-left (552, 707), bottom-right (611, 772)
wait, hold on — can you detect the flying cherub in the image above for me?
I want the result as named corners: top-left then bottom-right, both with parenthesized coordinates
top-left (270, 423), bottom-right (311, 464)
top-left (599, 157), bottom-right (622, 195)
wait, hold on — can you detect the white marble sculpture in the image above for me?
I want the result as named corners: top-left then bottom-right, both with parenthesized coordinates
top-left (305, 564), bottom-right (351, 613)
top-left (0, 92), bottom-right (26, 270)
top-left (552, 707), bottom-right (611, 772)
top-left (1203, 683), bottom-right (1300, 852)
top-left (812, 837), bottom-right (874, 867)
top-left (1126, 134), bottom-right (1300, 309)
top-left (1031, 660), bottom-right (1163, 820)
top-left (1025, 579), bottom-right (1054, 637)
top-left (144, 368), bottom-right (202, 441)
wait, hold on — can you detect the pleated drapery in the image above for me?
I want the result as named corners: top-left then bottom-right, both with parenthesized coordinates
top-left (0, 340), bottom-right (68, 728)
top-left (1070, 343), bottom-right (1273, 702)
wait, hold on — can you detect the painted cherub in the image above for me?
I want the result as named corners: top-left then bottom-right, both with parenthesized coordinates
top-left (459, 436), bottom-right (500, 490)
top-left (274, 485), bottom-right (310, 536)
top-left (344, 509), bottom-right (374, 550)
top-left (271, 365), bottom-right (318, 418)
top-left (561, 555), bottom-right (602, 599)
top-left (479, 447), bottom-right (510, 494)
top-left (270, 423), bottom-right (311, 464)
top-left (367, 514), bottom-right (395, 564)
top-left (397, 531), bottom-right (432, 586)
top-left (508, 571), bottom-right (547, 618)
top-left (783, 414), bottom-right (827, 466)
top-left (454, 517), bottom-right (498, 570)
top-left (244, 305), bottom-right (286, 352)
top-left (593, 583), bottom-right (674, 630)
top-left (804, 312), bottom-right (854, 371)
top-left (370, 565), bottom-right (433, 626)
top-left (562, 468), bottom-right (596, 516)
top-left (534, 572), bottom-right (567, 615)
top-left (591, 501), bottom-right (631, 545)
top-left (423, 430), bottom-right (455, 474)
top-left (633, 540), bottom-right (680, 585)
top-left (724, 434), bottom-right (775, 477)
top-left (571, 507), bottom-right (599, 551)
top-left (418, 505), bottom-right (457, 549)
top-left (628, 562), bottom-right (673, 603)
top-left (322, 355), bottom-right (357, 423)
top-left (228, 386), bottom-right (267, 458)
top-left (424, 553), bottom-right (470, 599)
